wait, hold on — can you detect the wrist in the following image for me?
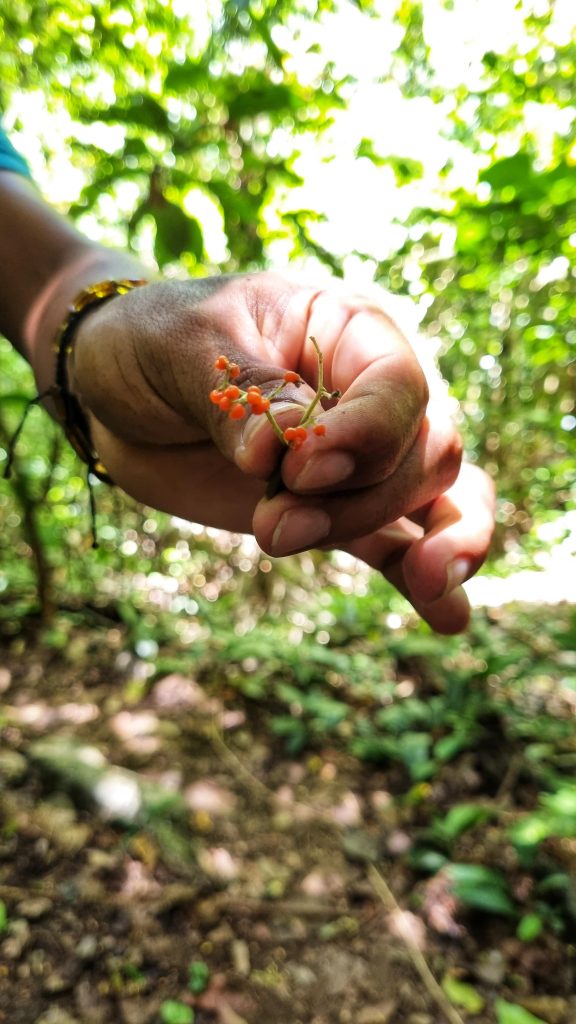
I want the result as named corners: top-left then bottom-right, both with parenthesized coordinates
top-left (23, 248), bottom-right (152, 396)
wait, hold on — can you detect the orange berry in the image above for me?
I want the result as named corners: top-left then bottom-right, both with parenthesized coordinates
top-left (224, 385), bottom-right (241, 400)
top-left (283, 425), bottom-right (308, 447)
top-left (218, 396), bottom-right (231, 412)
top-left (209, 389), bottom-right (224, 405)
top-left (247, 391), bottom-right (262, 406)
top-left (283, 370), bottom-right (301, 384)
top-left (229, 403), bottom-right (246, 420)
top-left (251, 396), bottom-right (270, 414)
top-left (214, 356), bottom-right (229, 371)
top-left (313, 423), bottom-right (326, 436)
top-left (229, 363), bottom-right (240, 379)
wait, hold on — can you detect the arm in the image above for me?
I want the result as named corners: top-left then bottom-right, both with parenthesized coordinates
top-left (0, 171), bottom-right (149, 395)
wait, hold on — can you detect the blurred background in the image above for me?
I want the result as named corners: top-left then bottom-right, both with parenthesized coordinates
top-left (1, 5), bottom-right (576, 1021)
top-left (0, 0), bottom-right (574, 624)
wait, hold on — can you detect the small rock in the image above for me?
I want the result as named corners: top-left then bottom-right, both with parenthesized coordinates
top-left (76, 934), bottom-right (99, 960)
top-left (35, 1008), bottom-right (81, 1024)
top-left (16, 897), bottom-right (53, 919)
top-left (231, 938), bottom-right (251, 977)
top-left (357, 1002), bottom-right (397, 1024)
top-left (474, 949), bottom-right (506, 986)
top-left (43, 969), bottom-right (76, 994)
top-left (1, 918), bottom-right (30, 959)
top-left (284, 962), bottom-right (317, 989)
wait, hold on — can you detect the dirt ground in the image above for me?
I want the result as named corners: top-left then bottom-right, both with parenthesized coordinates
top-left (0, 622), bottom-right (574, 1024)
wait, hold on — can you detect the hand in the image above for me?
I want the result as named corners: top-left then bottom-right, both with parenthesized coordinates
top-left (70, 272), bottom-right (495, 633)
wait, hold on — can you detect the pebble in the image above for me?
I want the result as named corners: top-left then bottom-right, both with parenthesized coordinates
top-left (284, 962), bottom-right (318, 989)
top-left (1, 919), bottom-right (30, 959)
top-left (356, 1001), bottom-right (397, 1024)
top-left (16, 897), bottom-right (53, 919)
top-left (231, 938), bottom-right (251, 977)
top-left (35, 1009), bottom-right (81, 1024)
top-left (76, 934), bottom-right (99, 960)
top-left (474, 949), bottom-right (506, 986)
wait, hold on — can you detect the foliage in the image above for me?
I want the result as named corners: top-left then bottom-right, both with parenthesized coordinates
top-left (495, 1001), bottom-right (547, 1024)
top-left (159, 1001), bottom-right (194, 1024)
top-left (1, 0), bottom-right (576, 977)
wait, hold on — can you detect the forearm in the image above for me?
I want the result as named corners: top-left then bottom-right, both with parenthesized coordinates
top-left (0, 171), bottom-right (150, 393)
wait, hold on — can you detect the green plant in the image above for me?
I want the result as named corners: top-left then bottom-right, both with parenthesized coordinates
top-left (159, 1000), bottom-right (194, 1024)
top-left (187, 961), bottom-right (210, 995)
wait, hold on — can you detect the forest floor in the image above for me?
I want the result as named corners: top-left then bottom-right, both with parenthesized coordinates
top-left (0, 603), bottom-right (575, 1024)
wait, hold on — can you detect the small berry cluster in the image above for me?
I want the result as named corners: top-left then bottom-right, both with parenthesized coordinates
top-left (210, 338), bottom-right (338, 450)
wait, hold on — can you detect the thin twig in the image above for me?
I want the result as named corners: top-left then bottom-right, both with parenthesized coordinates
top-left (367, 864), bottom-right (466, 1024)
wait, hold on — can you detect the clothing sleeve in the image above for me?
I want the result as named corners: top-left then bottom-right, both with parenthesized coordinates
top-left (0, 124), bottom-right (32, 178)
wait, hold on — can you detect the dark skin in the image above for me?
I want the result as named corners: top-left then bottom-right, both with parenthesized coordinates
top-left (0, 171), bottom-right (495, 633)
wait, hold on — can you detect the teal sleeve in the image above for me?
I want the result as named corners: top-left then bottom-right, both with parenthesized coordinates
top-left (0, 124), bottom-right (32, 178)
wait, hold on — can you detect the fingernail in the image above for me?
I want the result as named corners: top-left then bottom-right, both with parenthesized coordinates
top-left (294, 451), bottom-right (355, 491)
top-left (271, 508), bottom-right (331, 556)
top-left (240, 402), bottom-right (305, 449)
top-left (443, 558), bottom-right (473, 596)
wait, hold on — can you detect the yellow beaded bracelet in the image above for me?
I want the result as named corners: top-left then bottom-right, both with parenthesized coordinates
top-left (51, 278), bottom-right (148, 483)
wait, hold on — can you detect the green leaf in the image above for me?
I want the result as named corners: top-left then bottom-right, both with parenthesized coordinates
top-left (446, 864), bottom-right (515, 916)
top-left (0, 900), bottom-right (7, 934)
top-left (516, 913), bottom-right (544, 943)
top-left (437, 803), bottom-right (491, 841)
top-left (187, 961), bottom-right (210, 995)
top-left (495, 1000), bottom-right (547, 1024)
top-left (159, 1001), bottom-right (194, 1024)
top-left (479, 153), bottom-right (533, 191)
top-left (153, 202), bottom-right (204, 265)
top-left (441, 974), bottom-right (485, 1014)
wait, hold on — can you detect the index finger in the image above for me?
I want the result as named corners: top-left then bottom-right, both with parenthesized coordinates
top-left (279, 290), bottom-right (429, 490)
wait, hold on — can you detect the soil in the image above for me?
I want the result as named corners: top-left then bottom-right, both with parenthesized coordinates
top-left (0, 620), bottom-right (574, 1024)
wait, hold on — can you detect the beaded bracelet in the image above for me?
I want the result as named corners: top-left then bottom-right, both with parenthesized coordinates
top-left (50, 278), bottom-right (148, 483)
top-left (5, 278), bottom-right (148, 545)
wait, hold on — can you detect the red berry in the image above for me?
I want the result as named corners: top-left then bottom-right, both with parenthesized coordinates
top-left (229, 403), bottom-right (246, 420)
top-left (209, 389), bottom-right (224, 405)
top-left (229, 363), bottom-right (240, 379)
top-left (214, 356), bottom-right (229, 370)
top-left (313, 423), bottom-right (326, 436)
top-left (247, 385), bottom-right (262, 395)
top-left (283, 425), bottom-right (308, 448)
top-left (283, 370), bottom-right (301, 384)
top-left (224, 385), bottom-right (241, 400)
top-left (218, 396), bottom-right (231, 412)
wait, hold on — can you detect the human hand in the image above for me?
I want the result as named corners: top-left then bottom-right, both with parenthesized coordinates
top-left (70, 272), bottom-right (495, 633)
